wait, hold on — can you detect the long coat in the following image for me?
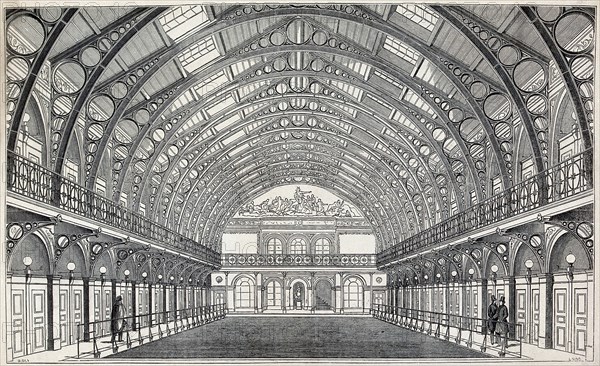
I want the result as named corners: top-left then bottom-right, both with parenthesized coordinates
top-left (111, 301), bottom-right (125, 334)
top-left (496, 305), bottom-right (509, 334)
top-left (487, 302), bottom-right (498, 331)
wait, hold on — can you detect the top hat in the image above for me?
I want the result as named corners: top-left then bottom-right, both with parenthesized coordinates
top-left (500, 296), bottom-right (505, 302)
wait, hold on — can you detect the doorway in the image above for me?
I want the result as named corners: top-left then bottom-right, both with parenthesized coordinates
top-left (315, 280), bottom-right (333, 310)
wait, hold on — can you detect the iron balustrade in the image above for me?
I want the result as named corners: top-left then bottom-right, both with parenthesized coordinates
top-left (371, 304), bottom-right (523, 357)
top-left (76, 303), bottom-right (226, 358)
top-left (223, 253), bottom-right (377, 267)
top-left (378, 148), bottom-right (592, 266)
top-left (7, 151), bottom-right (221, 265)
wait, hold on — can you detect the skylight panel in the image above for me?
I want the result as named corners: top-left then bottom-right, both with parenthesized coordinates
top-left (335, 57), bottom-right (371, 81)
top-left (366, 93), bottom-right (394, 114)
top-left (178, 110), bottom-right (205, 134)
top-left (336, 103), bottom-right (358, 118)
top-left (323, 117), bottom-right (352, 134)
top-left (241, 102), bottom-right (264, 118)
top-left (230, 58), bottom-right (260, 78)
top-left (206, 95), bottom-right (235, 117)
top-left (341, 163), bottom-right (360, 177)
top-left (177, 36), bottom-right (220, 74)
top-left (383, 36), bottom-right (420, 65)
top-left (168, 90), bottom-right (196, 114)
top-left (403, 89), bottom-right (437, 118)
top-left (396, 4), bottom-right (439, 32)
top-left (373, 70), bottom-right (404, 90)
top-left (237, 80), bottom-right (268, 100)
top-left (229, 142), bottom-right (250, 157)
top-left (193, 71), bottom-right (228, 98)
top-left (222, 130), bottom-right (245, 146)
top-left (159, 6), bottom-right (210, 42)
top-left (390, 110), bottom-right (420, 134)
top-left (213, 113), bottom-right (240, 132)
top-left (374, 142), bottom-right (392, 155)
top-left (330, 80), bottom-right (364, 101)
top-left (244, 120), bottom-right (266, 135)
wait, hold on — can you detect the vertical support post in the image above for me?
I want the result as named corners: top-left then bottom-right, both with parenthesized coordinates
top-left (82, 277), bottom-right (90, 342)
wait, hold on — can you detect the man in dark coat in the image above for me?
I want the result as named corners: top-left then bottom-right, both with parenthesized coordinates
top-left (496, 296), bottom-right (509, 356)
top-left (487, 295), bottom-right (498, 344)
top-left (111, 295), bottom-right (126, 343)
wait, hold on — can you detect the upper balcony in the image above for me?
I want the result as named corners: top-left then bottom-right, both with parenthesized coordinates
top-left (377, 148), bottom-right (593, 268)
top-left (7, 150), bottom-right (221, 267)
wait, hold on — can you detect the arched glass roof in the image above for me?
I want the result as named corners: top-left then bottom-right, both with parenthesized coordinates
top-left (6, 4), bottom-right (594, 253)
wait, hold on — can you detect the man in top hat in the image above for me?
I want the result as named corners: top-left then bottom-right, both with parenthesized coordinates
top-left (111, 295), bottom-right (126, 343)
top-left (496, 296), bottom-right (509, 356)
top-left (487, 295), bottom-right (498, 344)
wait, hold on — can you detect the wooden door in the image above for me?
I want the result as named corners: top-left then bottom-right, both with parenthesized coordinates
top-left (516, 289), bottom-right (526, 342)
top-left (573, 288), bottom-right (587, 355)
top-left (72, 289), bottom-right (82, 344)
top-left (59, 290), bottom-right (68, 346)
top-left (30, 289), bottom-right (46, 353)
top-left (532, 289), bottom-right (540, 344)
top-left (554, 288), bottom-right (567, 351)
top-left (11, 289), bottom-right (25, 358)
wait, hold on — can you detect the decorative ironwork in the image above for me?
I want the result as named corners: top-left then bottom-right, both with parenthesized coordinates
top-left (378, 148), bottom-right (592, 267)
top-left (6, 150), bottom-right (221, 267)
top-left (222, 254), bottom-right (376, 267)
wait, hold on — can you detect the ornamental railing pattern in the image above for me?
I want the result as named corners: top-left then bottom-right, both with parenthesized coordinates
top-left (7, 151), bottom-right (221, 266)
top-left (222, 254), bottom-right (376, 267)
top-left (377, 148), bottom-right (593, 267)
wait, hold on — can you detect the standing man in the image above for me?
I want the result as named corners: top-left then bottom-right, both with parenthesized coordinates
top-left (111, 295), bottom-right (126, 344)
top-left (487, 295), bottom-right (498, 344)
top-left (496, 296), bottom-right (509, 357)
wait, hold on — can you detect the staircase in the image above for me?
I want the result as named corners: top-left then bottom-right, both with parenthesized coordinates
top-left (315, 295), bottom-right (331, 310)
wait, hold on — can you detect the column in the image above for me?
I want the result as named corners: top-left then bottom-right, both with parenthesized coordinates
top-left (333, 273), bottom-right (341, 313)
top-left (254, 272), bottom-right (261, 313)
top-left (481, 279), bottom-right (488, 333)
top-left (338, 272), bottom-right (344, 314)
top-left (537, 273), bottom-right (553, 349)
top-left (282, 272), bottom-right (287, 313)
top-left (131, 281), bottom-right (137, 330)
top-left (148, 283), bottom-right (153, 327)
top-left (47, 275), bottom-right (61, 350)
top-left (309, 272), bottom-right (315, 313)
top-left (368, 272), bottom-right (374, 313)
top-left (224, 272), bottom-right (232, 312)
top-left (173, 283), bottom-right (178, 319)
top-left (508, 275), bottom-right (516, 339)
top-left (82, 277), bottom-right (91, 341)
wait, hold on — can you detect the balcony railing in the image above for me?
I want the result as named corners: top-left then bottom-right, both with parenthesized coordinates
top-left (222, 253), bottom-right (377, 267)
top-left (7, 151), bottom-right (221, 266)
top-left (378, 148), bottom-right (593, 266)
top-left (372, 304), bottom-right (523, 357)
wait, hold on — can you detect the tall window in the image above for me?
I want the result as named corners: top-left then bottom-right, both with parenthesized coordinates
top-left (235, 278), bottom-right (254, 309)
top-left (314, 238), bottom-right (331, 254)
top-left (266, 238), bottom-right (283, 254)
top-left (266, 281), bottom-right (282, 307)
top-left (344, 277), bottom-right (363, 309)
top-left (289, 237), bottom-right (307, 255)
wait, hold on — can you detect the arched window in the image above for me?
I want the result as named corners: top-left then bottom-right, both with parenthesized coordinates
top-left (266, 238), bottom-right (283, 254)
top-left (314, 238), bottom-right (331, 254)
top-left (266, 281), bottom-right (282, 307)
top-left (344, 277), bottom-right (363, 309)
top-left (289, 237), bottom-right (307, 255)
top-left (235, 278), bottom-right (254, 309)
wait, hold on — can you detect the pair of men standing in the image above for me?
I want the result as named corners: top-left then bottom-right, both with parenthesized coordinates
top-left (487, 295), bottom-right (509, 356)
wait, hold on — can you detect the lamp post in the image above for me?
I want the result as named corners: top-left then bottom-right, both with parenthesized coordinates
top-left (124, 269), bottom-right (130, 284)
top-left (525, 260), bottom-right (533, 283)
top-left (565, 254), bottom-right (576, 281)
top-left (23, 256), bottom-right (33, 283)
top-left (468, 268), bottom-right (475, 281)
top-left (100, 266), bottom-right (107, 286)
top-left (67, 262), bottom-right (76, 284)
top-left (142, 272), bottom-right (148, 284)
top-left (22, 256), bottom-right (32, 354)
top-left (491, 264), bottom-right (498, 290)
